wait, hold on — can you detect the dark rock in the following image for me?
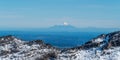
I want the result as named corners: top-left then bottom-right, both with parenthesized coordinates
top-left (0, 50), bottom-right (10, 56)
top-left (26, 40), bottom-right (44, 46)
top-left (102, 31), bottom-right (120, 49)
top-left (108, 31), bottom-right (120, 46)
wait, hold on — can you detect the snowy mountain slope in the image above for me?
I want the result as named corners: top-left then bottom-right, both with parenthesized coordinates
top-left (0, 35), bottom-right (60, 60)
top-left (56, 31), bottom-right (120, 60)
top-left (0, 31), bottom-right (120, 60)
top-left (57, 47), bottom-right (120, 60)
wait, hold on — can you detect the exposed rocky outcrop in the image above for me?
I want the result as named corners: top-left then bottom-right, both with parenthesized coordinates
top-left (102, 31), bottom-right (120, 49)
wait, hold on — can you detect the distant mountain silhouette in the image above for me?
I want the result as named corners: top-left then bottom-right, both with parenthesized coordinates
top-left (50, 25), bottom-right (76, 29)
top-left (48, 25), bottom-right (78, 32)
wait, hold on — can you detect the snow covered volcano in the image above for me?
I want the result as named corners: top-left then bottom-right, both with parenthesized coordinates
top-left (0, 31), bottom-right (120, 60)
top-left (48, 24), bottom-right (78, 32)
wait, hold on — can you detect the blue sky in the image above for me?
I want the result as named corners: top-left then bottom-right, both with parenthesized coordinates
top-left (0, 0), bottom-right (120, 28)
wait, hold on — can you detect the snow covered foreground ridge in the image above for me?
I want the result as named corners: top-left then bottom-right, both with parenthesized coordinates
top-left (0, 31), bottom-right (120, 60)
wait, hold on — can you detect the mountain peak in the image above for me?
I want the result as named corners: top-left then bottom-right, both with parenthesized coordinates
top-left (50, 24), bottom-right (76, 29)
top-left (48, 25), bottom-right (77, 32)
